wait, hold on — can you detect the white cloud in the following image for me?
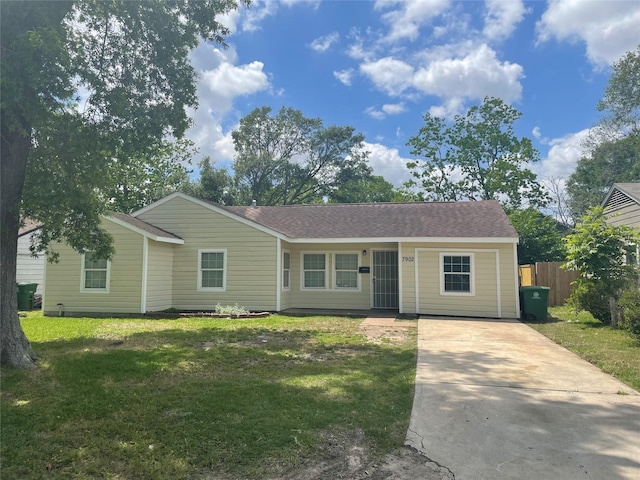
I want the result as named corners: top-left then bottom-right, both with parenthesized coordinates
top-left (185, 44), bottom-right (270, 164)
top-left (360, 57), bottom-right (415, 96)
top-left (428, 97), bottom-right (465, 119)
top-left (365, 106), bottom-right (386, 120)
top-left (363, 142), bottom-right (413, 187)
top-left (382, 103), bottom-right (406, 115)
top-left (413, 44), bottom-right (523, 103)
top-left (535, 129), bottom-right (590, 180)
top-left (483, 0), bottom-right (527, 41)
top-left (310, 32), bottom-right (339, 52)
top-left (333, 69), bottom-right (354, 86)
top-left (365, 103), bottom-right (407, 120)
top-left (375, 0), bottom-right (451, 42)
top-left (536, 0), bottom-right (640, 66)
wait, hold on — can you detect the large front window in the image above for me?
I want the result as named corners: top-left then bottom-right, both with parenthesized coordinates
top-left (303, 253), bottom-right (326, 288)
top-left (334, 253), bottom-right (358, 289)
top-left (81, 253), bottom-right (110, 292)
top-left (442, 255), bottom-right (473, 294)
top-left (199, 249), bottom-right (226, 291)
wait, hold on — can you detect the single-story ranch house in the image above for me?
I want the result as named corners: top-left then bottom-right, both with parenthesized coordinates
top-left (43, 192), bottom-right (520, 318)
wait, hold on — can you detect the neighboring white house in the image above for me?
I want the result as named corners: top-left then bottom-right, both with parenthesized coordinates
top-left (17, 220), bottom-right (44, 295)
top-left (43, 193), bottom-right (521, 318)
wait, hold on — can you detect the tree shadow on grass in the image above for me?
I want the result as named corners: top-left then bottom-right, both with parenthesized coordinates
top-left (1, 325), bottom-right (416, 479)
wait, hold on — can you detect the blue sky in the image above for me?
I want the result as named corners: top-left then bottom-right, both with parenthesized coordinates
top-left (185, 0), bottom-right (640, 189)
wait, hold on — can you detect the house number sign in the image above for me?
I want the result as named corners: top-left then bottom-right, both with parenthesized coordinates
top-left (402, 256), bottom-right (415, 262)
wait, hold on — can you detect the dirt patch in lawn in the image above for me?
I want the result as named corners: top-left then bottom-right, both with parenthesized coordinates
top-left (279, 428), bottom-right (453, 480)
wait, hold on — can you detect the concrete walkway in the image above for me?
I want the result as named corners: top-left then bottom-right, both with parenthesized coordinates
top-left (406, 317), bottom-right (640, 480)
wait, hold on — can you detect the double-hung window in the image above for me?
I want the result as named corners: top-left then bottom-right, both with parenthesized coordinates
top-left (282, 251), bottom-right (291, 290)
top-left (441, 254), bottom-right (473, 295)
top-left (198, 249), bottom-right (226, 291)
top-left (334, 253), bottom-right (359, 289)
top-left (81, 253), bottom-right (110, 292)
top-left (303, 253), bottom-right (326, 289)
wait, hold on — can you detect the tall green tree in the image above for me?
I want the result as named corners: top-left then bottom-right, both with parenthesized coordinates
top-left (566, 45), bottom-right (640, 220)
top-left (232, 106), bottom-right (369, 205)
top-left (406, 97), bottom-right (547, 209)
top-left (329, 175), bottom-right (417, 203)
top-left (508, 207), bottom-right (566, 265)
top-left (566, 133), bottom-right (640, 219)
top-left (183, 157), bottom-right (238, 205)
top-left (597, 44), bottom-right (640, 135)
top-left (1, 0), bottom-right (245, 368)
top-left (99, 140), bottom-right (193, 214)
top-left (563, 207), bottom-right (639, 327)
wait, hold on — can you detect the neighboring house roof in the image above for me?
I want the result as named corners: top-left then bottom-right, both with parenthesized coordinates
top-left (19, 219), bottom-right (42, 237)
top-left (108, 212), bottom-right (184, 244)
top-left (220, 200), bottom-right (518, 241)
top-left (602, 183), bottom-right (640, 211)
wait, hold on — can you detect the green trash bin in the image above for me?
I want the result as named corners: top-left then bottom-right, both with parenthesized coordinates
top-left (17, 282), bottom-right (38, 310)
top-left (519, 286), bottom-right (550, 322)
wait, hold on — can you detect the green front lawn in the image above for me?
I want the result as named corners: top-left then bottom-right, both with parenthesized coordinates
top-left (1, 313), bottom-right (417, 479)
top-left (526, 306), bottom-right (640, 391)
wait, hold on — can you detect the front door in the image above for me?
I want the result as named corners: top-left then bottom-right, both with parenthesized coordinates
top-left (372, 250), bottom-right (399, 309)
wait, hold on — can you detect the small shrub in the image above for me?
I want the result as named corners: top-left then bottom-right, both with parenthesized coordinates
top-left (566, 280), bottom-right (611, 324)
top-left (215, 303), bottom-right (249, 317)
top-left (619, 289), bottom-right (640, 335)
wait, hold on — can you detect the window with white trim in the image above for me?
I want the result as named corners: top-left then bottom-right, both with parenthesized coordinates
top-left (282, 251), bottom-right (291, 290)
top-left (441, 254), bottom-right (473, 294)
top-left (198, 249), bottom-right (226, 291)
top-left (303, 253), bottom-right (326, 289)
top-left (81, 253), bottom-right (110, 292)
top-left (334, 253), bottom-right (359, 289)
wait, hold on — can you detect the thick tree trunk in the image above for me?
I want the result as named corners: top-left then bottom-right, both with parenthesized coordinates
top-left (1, 118), bottom-right (38, 369)
top-left (608, 296), bottom-right (621, 329)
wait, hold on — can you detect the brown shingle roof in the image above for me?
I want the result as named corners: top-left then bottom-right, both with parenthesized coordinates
top-left (220, 200), bottom-right (517, 240)
top-left (108, 212), bottom-right (182, 241)
top-left (18, 219), bottom-right (42, 237)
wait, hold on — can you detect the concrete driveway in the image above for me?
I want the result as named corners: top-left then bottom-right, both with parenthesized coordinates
top-left (406, 317), bottom-right (640, 480)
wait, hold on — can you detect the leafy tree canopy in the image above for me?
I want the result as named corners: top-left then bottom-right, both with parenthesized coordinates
top-left (508, 207), bottom-right (566, 265)
top-left (406, 97), bottom-right (547, 209)
top-left (566, 132), bottom-right (640, 219)
top-left (231, 106), bottom-right (369, 206)
top-left (182, 157), bottom-right (238, 205)
top-left (329, 175), bottom-right (417, 203)
top-left (0, 0), bottom-right (245, 368)
top-left (597, 44), bottom-right (640, 135)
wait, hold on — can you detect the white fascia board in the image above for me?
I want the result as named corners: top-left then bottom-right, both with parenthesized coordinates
top-left (131, 192), bottom-right (287, 241)
top-left (286, 236), bottom-right (519, 244)
top-left (104, 216), bottom-right (184, 245)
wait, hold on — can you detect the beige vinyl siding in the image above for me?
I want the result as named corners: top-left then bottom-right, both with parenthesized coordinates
top-left (289, 242), bottom-right (396, 310)
top-left (606, 204), bottom-right (640, 228)
top-left (43, 220), bottom-right (143, 315)
top-left (137, 196), bottom-right (277, 311)
top-left (400, 242), bottom-right (518, 318)
top-left (145, 241), bottom-right (174, 312)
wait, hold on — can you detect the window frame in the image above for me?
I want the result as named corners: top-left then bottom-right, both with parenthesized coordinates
top-left (198, 249), bottom-right (227, 292)
top-left (333, 252), bottom-right (360, 291)
top-left (301, 252), bottom-right (327, 290)
top-left (80, 252), bottom-right (111, 293)
top-left (440, 253), bottom-right (475, 296)
top-left (282, 250), bottom-right (291, 291)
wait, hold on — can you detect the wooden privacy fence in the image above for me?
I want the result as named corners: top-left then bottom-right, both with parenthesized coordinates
top-left (518, 262), bottom-right (579, 307)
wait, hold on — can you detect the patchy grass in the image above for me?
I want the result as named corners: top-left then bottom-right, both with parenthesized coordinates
top-left (525, 306), bottom-right (640, 391)
top-left (1, 312), bottom-right (416, 479)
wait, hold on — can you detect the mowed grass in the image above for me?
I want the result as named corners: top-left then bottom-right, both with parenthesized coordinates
top-left (525, 306), bottom-right (640, 391)
top-left (1, 313), bottom-right (416, 479)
